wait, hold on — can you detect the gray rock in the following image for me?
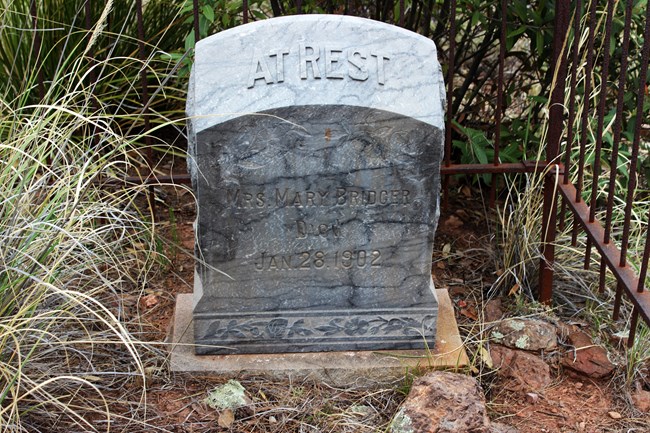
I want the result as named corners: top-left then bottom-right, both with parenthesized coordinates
top-left (490, 318), bottom-right (557, 352)
top-left (187, 16), bottom-right (445, 354)
top-left (391, 372), bottom-right (490, 433)
top-left (204, 380), bottom-right (250, 410)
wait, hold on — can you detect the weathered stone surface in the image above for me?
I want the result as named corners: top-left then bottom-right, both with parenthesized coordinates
top-left (187, 16), bottom-right (445, 142)
top-left (390, 371), bottom-right (490, 433)
top-left (490, 318), bottom-right (557, 352)
top-left (561, 330), bottom-right (614, 378)
top-left (187, 16), bottom-right (445, 354)
top-left (490, 345), bottom-right (552, 391)
top-left (204, 380), bottom-right (250, 410)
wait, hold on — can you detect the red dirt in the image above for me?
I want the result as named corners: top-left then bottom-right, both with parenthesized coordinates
top-left (133, 181), bottom-right (648, 433)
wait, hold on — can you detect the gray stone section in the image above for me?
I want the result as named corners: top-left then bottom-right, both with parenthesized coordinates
top-left (187, 15), bottom-right (445, 354)
top-left (170, 289), bottom-right (469, 385)
top-left (187, 15), bottom-right (446, 159)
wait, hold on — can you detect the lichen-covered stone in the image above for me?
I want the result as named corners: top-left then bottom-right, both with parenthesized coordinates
top-left (490, 318), bottom-right (557, 352)
top-left (391, 372), bottom-right (490, 433)
top-left (205, 380), bottom-right (250, 410)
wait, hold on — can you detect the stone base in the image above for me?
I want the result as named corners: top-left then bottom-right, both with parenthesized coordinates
top-left (169, 289), bottom-right (467, 387)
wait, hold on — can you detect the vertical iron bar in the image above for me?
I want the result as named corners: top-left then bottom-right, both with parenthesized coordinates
top-left (589, 0), bottom-right (614, 223)
top-left (637, 208), bottom-right (650, 293)
top-left (136, 0), bottom-right (155, 219)
top-left (628, 307), bottom-right (639, 348)
top-left (30, 0), bottom-right (45, 101)
top-left (561, 0), bottom-right (581, 235)
top-left (85, 0), bottom-right (100, 150)
top-left (590, 0), bottom-right (614, 292)
top-left (598, 260), bottom-right (607, 293)
top-left (619, 2), bottom-right (650, 268)
top-left (576, 0), bottom-right (597, 204)
top-left (443, 0), bottom-right (456, 211)
top-left (539, 0), bottom-right (570, 303)
top-left (613, 281), bottom-right (623, 320)
top-left (243, 0), bottom-right (249, 23)
top-left (193, 0), bottom-right (200, 43)
top-left (296, 0), bottom-right (303, 14)
top-left (604, 0), bottom-right (633, 244)
top-left (490, 0), bottom-right (506, 207)
top-left (399, 0), bottom-right (405, 26)
top-left (563, 0), bottom-right (582, 186)
top-left (577, 0), bottom-right (598, 270)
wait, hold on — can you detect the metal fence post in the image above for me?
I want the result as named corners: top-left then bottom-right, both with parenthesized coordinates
top-left (539, 0), bottom-right (570, 303)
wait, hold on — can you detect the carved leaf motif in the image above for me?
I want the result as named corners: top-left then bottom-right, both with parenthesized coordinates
top-left (225, 319), bottom-right (248, 338)
top-left (343, 318), bottom-right (369, 336)
top-left (202, 321), bottom-right (222, 339)
top-left (316, 319), bottom-right (344, 336)
top-left (287, 319), bottom-right (313, 337)
top-left (382, 318), bottom-right (406, 333)
top-left (202, 314), bottom-right (435, 341)
top-left (422, 315), bottom-right (436, 332)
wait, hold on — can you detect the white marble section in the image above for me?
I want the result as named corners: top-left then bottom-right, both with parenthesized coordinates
top-left (188, 15), bottom-right (446, 134)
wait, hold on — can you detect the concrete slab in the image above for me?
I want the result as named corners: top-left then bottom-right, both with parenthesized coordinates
top-left (169, 289), bottom-right (467, 387)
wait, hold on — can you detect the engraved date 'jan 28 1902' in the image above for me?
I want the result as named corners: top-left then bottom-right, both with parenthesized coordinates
top-left (254, 249), bottom-right (381, 271)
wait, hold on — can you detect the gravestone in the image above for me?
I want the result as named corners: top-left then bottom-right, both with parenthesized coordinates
top-left (187, 15), bottom-right (445, 355)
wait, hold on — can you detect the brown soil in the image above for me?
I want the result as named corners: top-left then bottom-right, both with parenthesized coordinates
top-left (114, 178), bottom-right (648, 433)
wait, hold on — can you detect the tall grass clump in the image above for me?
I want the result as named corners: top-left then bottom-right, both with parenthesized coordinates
top-left (0, 2), bottom-right (178, 431)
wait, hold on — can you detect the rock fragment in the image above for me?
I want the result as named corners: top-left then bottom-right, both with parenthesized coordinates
top-left (391, 372), bottom-right (490, 433)
top-left (561, 330), bottom-right (614, 378)
top-left (491, 318), bottom-right (557, 352)
top-left (490, 345), bottom-right (552, 391)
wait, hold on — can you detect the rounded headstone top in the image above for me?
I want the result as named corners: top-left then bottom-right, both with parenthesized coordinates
top-left (187, 14), bottom-right (446, 133)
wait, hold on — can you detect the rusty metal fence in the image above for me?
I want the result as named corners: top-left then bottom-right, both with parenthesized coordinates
top-left (27, 0), bottom-right (650, 346)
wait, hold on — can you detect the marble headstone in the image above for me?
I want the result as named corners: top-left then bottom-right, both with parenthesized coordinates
top-left (187, 15), bottom-right (445, 354)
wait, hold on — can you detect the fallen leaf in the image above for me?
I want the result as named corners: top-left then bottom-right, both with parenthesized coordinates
top-left (508, 283), bottom-right (520, 296)
top-left (461, 185), bottom-right (472, 197)
top-left (218, 409), bottom-right (235, 428)
top-left (608, 411), bottom-right (622, 419)
top-left (458, 300), bottom-right (467, 308)
top-left (442, 243), bottom-right (452, 258)
top-left (480, 347), bottom-right (493, 368)
top-left (139, 294), bottom-right (159, 309)
top-left (81, 375), bottom-right (102, 382)
top-left (460, 306), bottom-right (478, 321)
